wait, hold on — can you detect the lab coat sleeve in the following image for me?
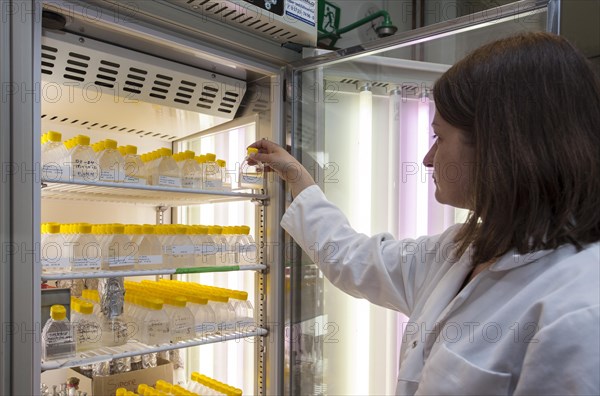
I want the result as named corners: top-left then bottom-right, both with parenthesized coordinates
top-left (513, 305), bottom-right (600, 395)
top-left (280, 185), bottom-right (457, 315)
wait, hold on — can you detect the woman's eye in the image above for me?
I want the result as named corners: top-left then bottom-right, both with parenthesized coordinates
top-left (431, 134), bottom-right (438, 140)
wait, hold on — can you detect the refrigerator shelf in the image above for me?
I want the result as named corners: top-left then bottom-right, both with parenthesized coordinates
top-left (40, 327), bottom-right (269, 371)
top-left (41, 179), bottom-right (267, 206)
top-left (41, 264), bottom-right (267, 281)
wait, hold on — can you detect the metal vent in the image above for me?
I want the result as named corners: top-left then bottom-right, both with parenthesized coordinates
top-left (41, 31), bottom-right (246, 119)
top-left (41, 114), bottom-right (178, 140)
top-left (169, 0), bottom-right (312, 44)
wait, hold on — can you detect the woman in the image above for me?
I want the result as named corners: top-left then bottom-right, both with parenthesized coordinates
top-left (250, 32), bottom-right (600, 395)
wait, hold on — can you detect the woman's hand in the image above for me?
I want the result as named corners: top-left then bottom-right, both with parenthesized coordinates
top-left (248, 140), bottom-right (316, 198)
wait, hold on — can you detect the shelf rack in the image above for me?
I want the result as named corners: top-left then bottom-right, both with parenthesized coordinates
top-left (41, 179), bottom-right (268, 206)
top-left (41, 327), bottom-right (269, 371)
top-left (41, 264), bottom-right (267, 281)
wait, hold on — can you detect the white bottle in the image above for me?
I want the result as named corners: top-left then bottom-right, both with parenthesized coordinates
top-left (102, 224), bottom-right (136, 271)
top-left (230, 290), bottom-right (254, 325)
top-left (217, 159), bottom-right (231, 191)
top-left (192, 225), bottom-right (217, 267)
top-left (141, 297), bottom-right (171, 345)
top-left (41, 223), bottom-right (70, 273)
top-left (68, 135), bottom-right (99, 182)
top-left (132, 225), bottom-right (164, 270)
top-left (41, 305), bottom-right (76, 361)
top-left (41, 131), bottom-right (69, 182)
top-left (72, 300), bottom-right (103, 351)
top-left (98, 138), bottom-right (125, 183)
top-left (181, 150), bottom-right (202, 190)
top-left (164, 225), bottom-right (195, 268)
top-left (239, 225), bottom-right (257, 265)
top-left (69, 224), bottom-right (101, 272)
top-left (163, 295), bottom-right (195, 342)
top-left (153, 148), bottom-right (181, 188)
top-left (123, 145), bottom-right (147, 185)
top-left (202, 153), bottom-right (223, 190)
top-left (239, 147), bottom-right (264, 190)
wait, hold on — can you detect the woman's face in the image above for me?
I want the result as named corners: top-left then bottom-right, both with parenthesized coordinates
top-left (422, 112), bottom-right (475, 209)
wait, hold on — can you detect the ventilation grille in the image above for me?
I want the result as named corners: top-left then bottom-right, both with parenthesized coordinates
top-left (41, 114), bottom-right (178, 141)
top-left (41, 32), bottom-right (246, 119)
top-left (170, 0), bottom-right (303, 43)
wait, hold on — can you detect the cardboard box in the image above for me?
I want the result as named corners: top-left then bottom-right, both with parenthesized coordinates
top-left (41, 357), bottom-right (173, 395)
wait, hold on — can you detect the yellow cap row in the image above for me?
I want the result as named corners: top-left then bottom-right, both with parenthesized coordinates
top-left (70, 296), bottom-right (94, 315)
top-left (42, 130), bottom-right (63, 144)
top-left (155, 279), bottom-right (248, 302)
top-left (191, 372), bottom-right (243, 396)
top-left (42, 222), bottom-right (251, 236)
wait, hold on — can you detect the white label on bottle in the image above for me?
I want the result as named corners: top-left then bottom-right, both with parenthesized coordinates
top-left (41, 257), bottom-right (70, 270)
top-left (158, 175), bottom-right (182, 188)
top-left (171, 245), bottom-right (194, 255)
top-left (123, 175), bottom-right (147, 185)
top-left (99, 169), bottom-right (124, 183)
top-left (241, 174), bottom-right (263, 184)
top-left (45, 330), bottom-right (73, 344)
top-left (182, 177), bottom-right (196, 189)
top-left (203, 180), bottom-right (223, 189)
top-left (42, 163), bottom-right (72, 182)
top-left (71, 256), bottom-right (100, 269)
top-left (138, 255), bottom-right (163, 266)
top-left (195, 244), bottom-right (219, 255)
top-left (108, 255), bottom-right (136, 267)
top-left (72, 159), bottom-right (99, 182)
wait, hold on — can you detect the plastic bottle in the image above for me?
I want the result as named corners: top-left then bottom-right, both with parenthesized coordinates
top-left (141, 297), bottom-right (171, 345)
top-left (123, 145), bottom-right (148, 185)
top-left (192, 225), bottom-right (217, 267)
top-left (68, 135), bottom-right (99, 182)
top-left (41, 223), bottom-right (69, 273)
top-left (72, 300), bottom-right (103, 351)
top-left (202, 153), bottom-right (222, 190)
top-left (69, 223), bottom-right (101, 272)
top-left (164, 225), bottom-right (195, 268)
top-left (230, 290), bottom-right (254, 325)
top-left (239, 147), bottom-right (264, 190)
top-left (41, 131), bottom-right (69, 182)
top-left (217, 159), bottom-right (231, 191)
top-left (101, 224), bottom-right (136, 271)
top-left (152, 148), bottom-right (181, 188)
top-left (98, 138), bottom-right (125, 183)
top-left (239, 225), bottom-right (257, 265)
top-left (132, 225), bottom-right (164, 270)
top-left (41, 305), bottom-right (76, 360)
top-left (163, 295), bottom-right (196, 342)
top-left (181, 150), bottom-right (202, 190)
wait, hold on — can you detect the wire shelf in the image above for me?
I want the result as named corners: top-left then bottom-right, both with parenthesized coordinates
top-left (41, 327), bottom-right (268, 371)
top-left (41, 264), bottom-right (267, 281)
top-left (41, 179), bottom-right (267, 206)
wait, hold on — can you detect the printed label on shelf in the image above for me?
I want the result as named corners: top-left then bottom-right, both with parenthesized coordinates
top-left (137, 254), bottom-right (163, 266)
top-left (171, 245), bottom-right (195, 255)
top-left (158, 175), bottom-right (182, 188)
top-left (71, 256), bottom-right (101, 269)
top-left (108, 255), bottom-right (136, 267)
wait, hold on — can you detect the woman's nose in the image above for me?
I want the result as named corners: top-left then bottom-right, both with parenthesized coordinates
top-left (422, 143), bottom-right (436, 168)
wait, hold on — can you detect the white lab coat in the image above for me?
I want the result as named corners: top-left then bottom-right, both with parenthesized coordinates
top-left (281, 185), bottom-right (600, 395)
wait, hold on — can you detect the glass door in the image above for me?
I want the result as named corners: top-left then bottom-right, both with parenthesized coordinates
top-left (285, 1), bottom-right (554, 395)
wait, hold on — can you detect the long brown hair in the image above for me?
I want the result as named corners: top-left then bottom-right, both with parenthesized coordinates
top-left (433, 32), bottom-right (600, 265)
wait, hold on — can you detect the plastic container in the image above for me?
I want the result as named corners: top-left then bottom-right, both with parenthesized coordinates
top-left (202, 153), bottom-right (222, 190)
top-left (181, 150), bottom-right (202, 190)
top-left (69, 135), bottom-right (99, 182)
top-left (101, 224), bottom-right (136, 271)
top-left (98, 138), bottom-right (125, 182)
top-left (69, 224), bottom-right (101, 272)
top-left (164, 225), bottom-right (195, 268)
top-left (238, 147), bottom-right (264, 190)
top-left (132, 225), bottom-right (164, 270)
top-left (141, 297), bottom-right (171, 345)
top-left (163, 295), bottom-right (196, 342)
top-left (41, 223), bottom-right (69, 273)
top-left (124, 144), bottom-right (148, 185)
top-left (41, 305), bottom-right (76, 360)
top-left (152, 148), bottom-right (181, 188)
top-left (71, 299), bottom-right (103, 351)
top-left (41, 131), bottom-right (69, 182)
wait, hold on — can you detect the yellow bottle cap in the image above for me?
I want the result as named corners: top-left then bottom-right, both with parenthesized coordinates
top-left (247, 147), bottom-right (258, 155)
top-left (47, 223), bottom-right (61, 234)
top-left (126, 145), bottom-right (138, 155)
top-left (79, 301), bottom-right (94, 315)
top-left (50, 304), bottom-right (67, 321)
top-left (113, 224), bottom-right (125, 234)
top-left (77, 224), bottom-right (92, 234)
top-left (205, 153), bottom-right (217, 161)
top-left (76, 135), bottom-right (91, 146)
top-left (116, 388), bottom-right (127, 396)
top-left (217, 159), bottom-right (226, 167)
top-left (47, 131), bottom-right (62, 142)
